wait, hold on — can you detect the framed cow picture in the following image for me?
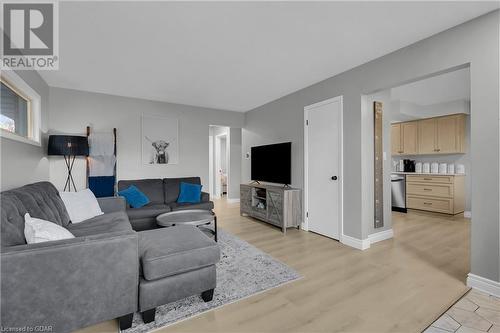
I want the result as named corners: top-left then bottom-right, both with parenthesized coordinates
top-left (141, 114), bottom-right (179, 165)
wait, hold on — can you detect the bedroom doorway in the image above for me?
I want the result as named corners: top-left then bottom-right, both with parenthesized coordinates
top-left (209, 125), bottom-right (229, 200)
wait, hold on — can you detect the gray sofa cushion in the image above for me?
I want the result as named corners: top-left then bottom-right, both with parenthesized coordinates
top-left (126, 204), bottom-right (171, 220)
top-left (67, 211), bottom-right (132, 237)
top-left (129, 218), bottom-right (159, 232)
top-left (1, 182), bottom-right (70, 247)
top-left (118, 179), bottom-right (164, 205)
top-left (169, 201), bottom-right (214, 211)
top-left (139, 225), bottom-right (220, 281)
top-left (163, 177), bottom-right (201, 204)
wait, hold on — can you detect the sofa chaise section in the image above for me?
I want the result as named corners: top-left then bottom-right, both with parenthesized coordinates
top-left (138, 225), bottom-right (220, 322)
top-left (0, 182), bottom-right (138, 333)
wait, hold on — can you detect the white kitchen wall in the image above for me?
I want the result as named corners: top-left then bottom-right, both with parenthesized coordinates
top-left (48, 87), bottom-right (244, 191)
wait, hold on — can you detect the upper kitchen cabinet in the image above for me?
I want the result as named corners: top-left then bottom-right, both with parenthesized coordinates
top-left (418, 114), bottom-right (466, 154)
top-left (436, 114), bottom-right (466, 153)
top-left (391, 123), bottom-right (402, 155)
top-left (392, 114), bottom-right (466, 156)
top-left (418, 118), bottom-right (438, 154)
top-left (392, 121), bottom-right (418, 155)
top-left (402, 122), bottom-right (418, 154)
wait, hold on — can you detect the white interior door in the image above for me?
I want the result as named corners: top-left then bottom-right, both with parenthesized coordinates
top-left (305, 96), bottom-right (342, 240)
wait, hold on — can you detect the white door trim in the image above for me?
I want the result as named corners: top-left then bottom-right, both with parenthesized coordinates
top-left (208, 135), bottom-right (214, 197)
top-left (303, 95), bottom-right (344, 241)
top-left (214, 133), bottom-right (227, 198)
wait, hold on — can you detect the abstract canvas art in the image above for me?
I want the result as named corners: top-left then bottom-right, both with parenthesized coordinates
top-left (142, 115), bottom-right (179, 165)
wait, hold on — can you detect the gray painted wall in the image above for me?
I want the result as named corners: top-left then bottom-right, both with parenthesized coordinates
top-left (228, 127), bottom-right (242, 200)
top-left (48, 87), bottom-right (244, 191)
top-left (0, 70), bottom-right (50, 190)
top-left (243, 11), bottom-right (499, 281)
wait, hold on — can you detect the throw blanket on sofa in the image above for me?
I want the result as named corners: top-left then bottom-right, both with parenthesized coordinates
top-left (88, 130), bottom-right (116, 197)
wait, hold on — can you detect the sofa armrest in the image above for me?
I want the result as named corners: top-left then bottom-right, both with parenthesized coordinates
top-left (98, 196), bottom-right (126, 213)
top-left (201, 191), bottom-right (210, 202)
top-left (1, 231), bottom-right (138, 332)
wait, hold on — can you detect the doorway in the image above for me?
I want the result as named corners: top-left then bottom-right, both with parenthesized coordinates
top-left (304, 96), bottom-right (343, 240)
top-left (209, 125), bottom-right (230, 199)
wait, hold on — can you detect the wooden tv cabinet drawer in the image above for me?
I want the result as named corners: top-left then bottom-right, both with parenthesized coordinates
top-left (405, 174), bottom-right (465, 215)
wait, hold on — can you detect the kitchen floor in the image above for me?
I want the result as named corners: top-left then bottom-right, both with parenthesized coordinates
top-left (426, 288), bottom-right (500, 333)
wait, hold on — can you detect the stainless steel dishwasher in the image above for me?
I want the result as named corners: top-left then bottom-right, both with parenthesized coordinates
top-left (391, 174), bottom-right (407, 213)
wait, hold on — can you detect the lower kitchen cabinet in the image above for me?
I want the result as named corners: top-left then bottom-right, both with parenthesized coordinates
top-left (406, 174), bottom-right (465, 214)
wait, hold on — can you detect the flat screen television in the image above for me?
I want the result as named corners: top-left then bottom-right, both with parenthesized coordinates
top-left (251, 142), bottom-right (291, 185)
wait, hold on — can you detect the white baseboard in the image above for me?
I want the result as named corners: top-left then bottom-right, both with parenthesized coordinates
top-left (464, 211), bottom-right (472, 218)
top-left (341, 234), bottom-right (370, 250)
top-left (227, 198), bottom-right (240, 204)
top-left (368, 229), bottom-right (394, 245)
top-left (341, 229), bottom-right (393, 251)
top-left (467, 273), bottom-right (500, 297)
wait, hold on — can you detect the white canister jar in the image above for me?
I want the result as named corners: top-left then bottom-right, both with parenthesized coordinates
top-left (415, 162), bottom-right (422, 173)
top-left (423, 163), bottom-right (430, 173)
top-left (439, 163), bottom-right (447, 174)
top-left (431, 162), bottom-right (439, 174)
top-left (447, 164), bottom-right (455, 174)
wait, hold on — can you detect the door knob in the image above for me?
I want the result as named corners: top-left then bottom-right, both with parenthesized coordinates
top-left (331, 176), bottom-right (338, 180)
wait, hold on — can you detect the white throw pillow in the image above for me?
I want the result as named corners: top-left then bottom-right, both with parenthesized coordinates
top-left (59, 189), bottom-right (104, 223)
top-left (24, 213), bottom-right (75, 244)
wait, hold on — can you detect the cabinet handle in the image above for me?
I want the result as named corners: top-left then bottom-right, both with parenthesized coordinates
top-left (423, 202), bottom-right (433, 205)
top-left (424, 178), bottom-right (433, 181)
top-left (423, 188), bottom-right (432, 191)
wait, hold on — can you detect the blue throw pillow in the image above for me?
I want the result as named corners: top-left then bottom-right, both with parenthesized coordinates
top-left (177, 182), bottom-right (202, 204)
top-left (117, 185), bottom-right (150, 208)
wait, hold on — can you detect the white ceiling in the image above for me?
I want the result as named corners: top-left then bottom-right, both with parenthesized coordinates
top-left (391, 67), bottom-right (470, 105)
top-left (40, 2), bottom-right (498, 112)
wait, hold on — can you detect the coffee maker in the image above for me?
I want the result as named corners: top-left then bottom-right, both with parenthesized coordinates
top-left (403, 159), bottom-right (416, 172)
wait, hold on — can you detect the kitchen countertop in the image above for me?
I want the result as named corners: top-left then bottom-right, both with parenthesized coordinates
top-left (392, 171), bottom-right (465, 176)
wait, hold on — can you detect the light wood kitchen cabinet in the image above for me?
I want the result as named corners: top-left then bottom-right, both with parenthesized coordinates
top-left (436, 115), bottom-right (465, 153)
top-left (418, 114), bottom-right (466, 154)
top-left (392, 122), bottom-right (418, 155)
top-left (402, 122), bottom-right (418, 155)
top-left (392, 113), bottom-right (466, 156)
top-left (417, 118), bottom-right (437, 154)
top-left (391, 123), bottom-right (402, 155)
top-left (406, 174), bottom-right (465, 214)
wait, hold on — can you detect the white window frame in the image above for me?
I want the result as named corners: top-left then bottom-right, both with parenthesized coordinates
top-left (0, 70), bottom-right (41, 146)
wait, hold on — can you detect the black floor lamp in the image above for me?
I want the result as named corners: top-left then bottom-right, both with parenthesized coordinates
top-left (48, 135), bottom-right (89, 191)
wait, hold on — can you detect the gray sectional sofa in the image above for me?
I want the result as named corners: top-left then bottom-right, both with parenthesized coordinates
top-left (118, 177), bottom-right (214, 231)
top-left (1, 180), bottom-right (219, 332)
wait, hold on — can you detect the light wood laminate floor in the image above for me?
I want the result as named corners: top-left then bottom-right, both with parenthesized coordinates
top-left (79, 201), bottom-right (470, 333)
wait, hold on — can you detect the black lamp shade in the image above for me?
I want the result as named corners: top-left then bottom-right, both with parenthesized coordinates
top-left (48, 135), bottom-right (89, 156)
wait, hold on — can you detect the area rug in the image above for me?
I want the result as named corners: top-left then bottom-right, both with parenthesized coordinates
top-left (125, 229), bottom-right (301, 333)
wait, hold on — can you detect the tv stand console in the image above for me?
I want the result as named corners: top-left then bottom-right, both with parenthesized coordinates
top-left (240, 183), bottom-right (301, 234)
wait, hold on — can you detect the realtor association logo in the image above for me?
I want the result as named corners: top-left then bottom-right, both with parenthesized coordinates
top-left (1, 1), bottom-right (59, 70)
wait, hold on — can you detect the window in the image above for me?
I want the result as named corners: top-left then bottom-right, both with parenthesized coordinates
top-left (0, 71), bottom-right (41, 145)
top-left (1, 80), bottom-right (31, 137)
